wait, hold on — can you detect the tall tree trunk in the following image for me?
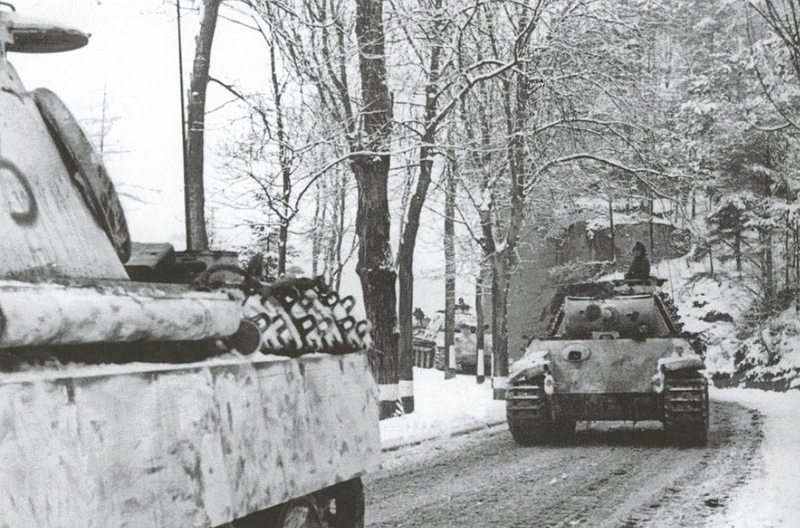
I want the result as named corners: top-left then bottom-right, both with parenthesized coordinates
top-left (608, 198), bottom-right (615, 261)
top-left (489, 10), bottom-right (531, 400)
top-left (311, 178), bottom-right (326, 277)
top-left (735, 232), bottom-right (742, 272)
top-left (333, 177), bottom-right (346, 290)
top-left (324, 178), bottom-right (337, 283)
top-left (490, 252), bottom-right (512, 399)
top-left (795, 221), bottom-right (799, 312)
top-left (270, 34), bottom-right (291, 275)
top-left (396, 141), bottom-right (435, 408)
top-left (444, 149), bottom-right (457, 380)
top-left (649, 197), bottom-right (655, 256)
top-left (764, 230), bottom-right (774, 306)
top-left (354, 0), bottom-right (397, 420)
top-left (475, 265), bottom-right (486, 384)
top-left (785, 212), bottom-right (791, 290)
top-left (396, 0), bottom-right (444, 412)
top-left (185, 0), bottom-right (220, 251)
top-left (708, 244), bottom-right (715, 275)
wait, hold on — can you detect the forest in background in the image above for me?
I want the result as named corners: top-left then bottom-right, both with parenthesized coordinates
top-left (175, 0), bottom-right (800, 414)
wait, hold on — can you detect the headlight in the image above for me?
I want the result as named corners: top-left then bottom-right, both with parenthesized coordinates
top-left (652, 370), bottom-right (664, 394)
top-left (544, 373), bottom-right (555, 395)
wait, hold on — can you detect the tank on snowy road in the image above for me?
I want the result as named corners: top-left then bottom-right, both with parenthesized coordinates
top-left (506, 279), bottom-right (709, 446)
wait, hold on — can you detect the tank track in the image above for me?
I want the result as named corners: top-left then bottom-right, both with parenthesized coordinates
top-left (662, 371), bottom-right (709, 446)
top-left (507, 380), bottom-right (575, 445)
top-left (240, 277), bottom-right (372, 357)
top-left (656, 291), bottom-right (684, 333)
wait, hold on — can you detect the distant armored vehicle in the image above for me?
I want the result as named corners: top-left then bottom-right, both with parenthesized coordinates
top-left (506, 279), bottom-right (708, 446)
top-left (413, 309), bottom-right (492, 374)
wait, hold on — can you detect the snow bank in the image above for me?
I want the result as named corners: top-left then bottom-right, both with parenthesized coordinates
top-left (669, 271), bottom-right (750, 374)
top-left (731, 306), bottom-right (800, 386)
top-left (710, 388), bottom-right (800, 528)
top-left (380, 367), bottom-right (506, 451)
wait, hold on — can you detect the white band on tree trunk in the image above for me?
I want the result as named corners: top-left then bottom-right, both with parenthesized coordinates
top-left (398, 380), bottom-right (414, 398)
top-left (378, 383), bottom-right (398, 401)
top-left (492, 376), bottom-right (508, 390)
top-left (448, 345), bottom-right (457, 369)
top-left (477, 349), bottom-right (485, 377)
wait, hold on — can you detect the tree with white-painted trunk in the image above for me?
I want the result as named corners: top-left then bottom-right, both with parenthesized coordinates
top-left (444, 144), bottom-right (457, 380)
top-left (392, 0), bottom-right (530, 408)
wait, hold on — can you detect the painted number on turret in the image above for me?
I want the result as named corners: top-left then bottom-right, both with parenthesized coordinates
top-left (0, 156), bottom-right (37, 224)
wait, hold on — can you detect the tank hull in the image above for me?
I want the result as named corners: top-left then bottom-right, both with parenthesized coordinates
top-left (536, 337), bottom-right (689, 394)
top-left (0, 352), bottom-right (380, 528)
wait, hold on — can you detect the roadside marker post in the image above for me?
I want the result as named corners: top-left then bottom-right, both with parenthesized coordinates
top-left (445, 344), bottom-right (456, 379)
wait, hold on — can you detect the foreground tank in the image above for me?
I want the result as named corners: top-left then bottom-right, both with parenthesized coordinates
top-left (0, 8), bottom-right (379, 527)
top-left (506, 279), bottom-right (708, 446)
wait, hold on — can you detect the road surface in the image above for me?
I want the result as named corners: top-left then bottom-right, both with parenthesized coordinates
top-left (365, 400), bottom-right (762, 527)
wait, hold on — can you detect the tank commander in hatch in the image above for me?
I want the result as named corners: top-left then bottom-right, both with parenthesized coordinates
top-left (625, 241), bottom-right (651, 281)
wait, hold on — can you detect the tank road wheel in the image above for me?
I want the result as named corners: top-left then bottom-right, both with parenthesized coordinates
top-left (276, 497), bottom-right (324, 528)
top-left (663, 371), bottom-right (709, 446)
top-left (240, 478), bottom-right (364, 528)
top-left (506, 381), bottom-right (563, 445)
top-left (320, 478), bottom-right (365, 528)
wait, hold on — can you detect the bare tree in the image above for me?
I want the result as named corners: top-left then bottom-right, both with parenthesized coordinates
top-left (453, 0), bottom-right (663, 398)
top-left (351, 0), bottom-right (399, 419)
top-left (393, 0), bottom-right (538, 411)
top-left (185, 0), bottom-right (221, 251)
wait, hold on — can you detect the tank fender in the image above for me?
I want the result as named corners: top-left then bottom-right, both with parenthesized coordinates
top-left (509, 349), bottom-right (551, 384)
top-left (652, 353), bottom-right (705, 393)
top-left (657, 354), bottom-right (705, 372)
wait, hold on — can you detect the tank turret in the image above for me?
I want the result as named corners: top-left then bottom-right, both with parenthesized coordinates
top-left (547, 279), bottom-right (679, 339)
top-left (1, 4), bottom-right (130, 280)
top-left (563, 295), bottom-right (671, 339)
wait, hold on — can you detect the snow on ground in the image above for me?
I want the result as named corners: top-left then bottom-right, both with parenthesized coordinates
top-left (710, 387), bottom-right (800, 528)
top-left (386, 370), bottom-right (800, 527)
top-left (649, 254), bottom-right (800, 384)
top-left (379, 368), bottom-right (506, 451)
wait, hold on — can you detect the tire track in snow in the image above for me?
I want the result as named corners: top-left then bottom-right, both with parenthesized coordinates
top-left (365, 400), bottom-right (762, 528)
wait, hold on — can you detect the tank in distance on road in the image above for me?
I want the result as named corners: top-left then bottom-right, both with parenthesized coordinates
top-left (506, 278), bottom-right (709, 446)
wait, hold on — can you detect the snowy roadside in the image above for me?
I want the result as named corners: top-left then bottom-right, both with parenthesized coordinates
top-left (708, 387), bottom-right (800, 528)
top-left (379, 367), bottom-right (506, 451)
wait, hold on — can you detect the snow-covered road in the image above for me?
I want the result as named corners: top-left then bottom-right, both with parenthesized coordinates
top-left (709, 389), bottom-right (800, 528)
top-left (372, 369), bottom-right (800, 527)
top-left (367, 399), bottom-right (761, 527)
